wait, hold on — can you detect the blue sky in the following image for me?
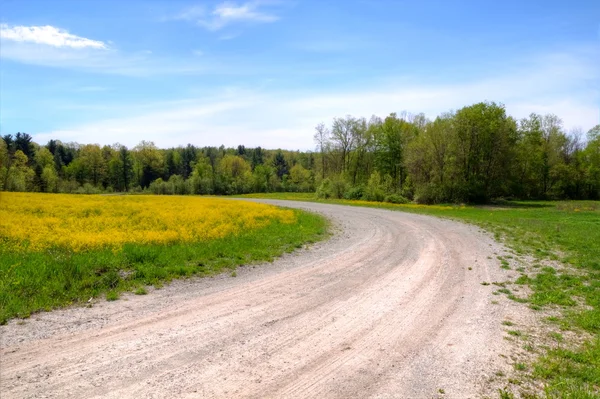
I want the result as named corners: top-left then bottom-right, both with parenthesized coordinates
top-left (1, 0), bottom-right (599, 150)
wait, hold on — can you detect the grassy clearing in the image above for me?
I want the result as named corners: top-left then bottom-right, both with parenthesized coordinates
top-left (0, 193), bottom-right (328, 324)
top-left (239, 193), bottom-right (600, 398)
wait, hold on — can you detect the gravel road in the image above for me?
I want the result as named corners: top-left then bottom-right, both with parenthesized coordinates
top-left (0, 200), bottom-right (524, 398)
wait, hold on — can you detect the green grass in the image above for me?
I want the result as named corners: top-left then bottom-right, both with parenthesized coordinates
top-left (0, 208), bottom-right (327, 324)
top-left (239, 192), bottom-right (317, 201)
top-left (239, 193), bottom-right (600, 397)
top-left (514, 362), bottom-right (528, 371)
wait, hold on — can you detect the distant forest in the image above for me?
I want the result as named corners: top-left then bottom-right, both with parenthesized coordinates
top-left (2, 102), bottom-right (599, 204)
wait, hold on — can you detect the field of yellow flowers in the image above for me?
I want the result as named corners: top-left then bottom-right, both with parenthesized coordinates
top-left (0, 193), bottom-right (327, 324)
top-left (0, 192), bottom-right (297, 252)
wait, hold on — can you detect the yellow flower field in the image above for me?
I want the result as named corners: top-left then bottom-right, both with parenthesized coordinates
top-left (0, 192), bottom-right (296, 252)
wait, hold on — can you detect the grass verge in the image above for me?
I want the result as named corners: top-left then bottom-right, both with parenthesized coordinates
top-left (0, 207), bottom-right (327, 324)
top-left (239, 193), bottom-right (600, 398)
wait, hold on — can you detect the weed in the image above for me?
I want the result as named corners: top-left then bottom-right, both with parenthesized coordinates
top-left (514, 363), bottom-right (528, 371)
top-left (507, 294), bottom-right (528, 303)
top-left (548, 332), bottom-right (563, 342)
top-left (106, 291), bottom-right (119, 301)
top-left (498, 388), bottom-right (515, 399)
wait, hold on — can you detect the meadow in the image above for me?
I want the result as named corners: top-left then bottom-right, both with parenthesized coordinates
top-left (0, 193), bottom-right (327, 324)
top-left (240, 193), bottom-right (600, 398)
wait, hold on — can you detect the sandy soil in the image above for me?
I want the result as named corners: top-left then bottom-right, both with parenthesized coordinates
top-left (1, 200), bottom-right (531, 398)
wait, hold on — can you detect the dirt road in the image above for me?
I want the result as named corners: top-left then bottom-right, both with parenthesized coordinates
top-left (1, 201), bottom-right (524, 398)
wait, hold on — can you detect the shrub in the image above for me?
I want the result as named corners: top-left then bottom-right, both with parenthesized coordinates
top-left (344, 185), bottom-right (365, 200)
top-left (316, 179), bottom-right (332, 199)
top-left (168, 175), bottom-right (189, 195)
top-left (364, 171), bottom-right (385, 202)
top-left (384, 193), bottom-right (409, 204)
top-left (330, 178), bottom-right (346, 199)
top-left (414, 184), bottom-right (443, 204)
top-left (316, 177), bottom-right (346, 199)
top-left (149, 178), bottom-right (166, 195)
top-left (76, 183), bottom-right (101, 195)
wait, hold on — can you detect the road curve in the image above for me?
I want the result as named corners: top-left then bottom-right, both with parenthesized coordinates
top-left (1, 200), bottom-right (518, 398)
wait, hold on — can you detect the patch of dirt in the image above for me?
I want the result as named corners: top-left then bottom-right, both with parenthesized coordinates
top-left (1, 201), bottom-right (539, 398)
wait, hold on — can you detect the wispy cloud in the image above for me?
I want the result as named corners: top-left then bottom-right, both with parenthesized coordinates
top-left (177, 1), bottom-right (280, 31)
top-left (32, 47), bottom-right (599, 150)
top-left (0, 36), bottom-right (215, 77)
top-left (0, 24), bottom-right (107, 49)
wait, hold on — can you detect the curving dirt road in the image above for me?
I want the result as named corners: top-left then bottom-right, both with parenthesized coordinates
top-left (1, 201), bottom-right (523, 398)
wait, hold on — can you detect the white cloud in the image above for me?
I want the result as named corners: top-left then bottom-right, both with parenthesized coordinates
top-left (0, 40), bottom-right (221, 76)
top-left (178, 1), bottom-right (279, 31)
top-left (0, 24), bottom-right (107, 49)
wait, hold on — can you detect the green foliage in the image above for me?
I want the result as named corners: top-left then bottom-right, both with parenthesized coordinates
top-left (316, 177), bottom-right (346, 199)
top-left (343, 185), bottom-right (365, 200)
top-left (498, 388), bottom-right (515, 399)
top-left (384, 193), bottom-right (409, 204)
top-left (535, 338), bottom-right (600, 398)
top-left (289, 163), bottom-right (313, 192)
top-left (77, 183), bottom-right (102, 195)
top-left (4, 103), bottom-right (600, 201)
top-left (364, 171), bottom-right (385, 202)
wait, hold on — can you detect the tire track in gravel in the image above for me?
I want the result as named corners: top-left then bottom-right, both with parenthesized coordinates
top-left (1, 200), bottom-right (524, 398)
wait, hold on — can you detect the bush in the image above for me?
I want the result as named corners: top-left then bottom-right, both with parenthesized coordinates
top-left (168, 175), bottom-right (189, 195)
top-left (316, 179), bottom-right (332, 199)
top-left (58, 179), bottom-right (80, 193)
top-left (76, 183), bottom-right (101, 195)
top-left (414, 184), bottom-right (443, 204)
top-left (149, 178), bottom-right (167, 195)
top-left (344, 185), bottom-right (365, 200)
top-left (316, 177), bottom-right (346, 199)
top-left (384, 193), bottom-right (410, 204)
top-left (330, 178), bottom-right (346, 199)
top-left (364, 172), bottom-right (385, 202)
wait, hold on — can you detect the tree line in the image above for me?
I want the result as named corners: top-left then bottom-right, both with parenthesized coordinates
top-left (0, 135), bottom-right (315, 196)
top-left (2, 101), bottom-right (599, 203)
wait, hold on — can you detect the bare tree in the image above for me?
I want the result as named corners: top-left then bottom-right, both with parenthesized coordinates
top-left (313, 123), bottom-right (330, 179)
top-left (331, 116), bottom-right (358, 174)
